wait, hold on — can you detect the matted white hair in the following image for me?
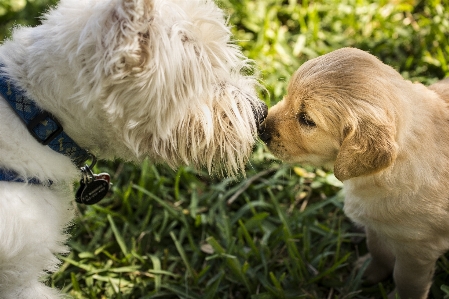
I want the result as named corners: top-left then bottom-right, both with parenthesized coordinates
top-left (2, 0), bottom-right (264, 175)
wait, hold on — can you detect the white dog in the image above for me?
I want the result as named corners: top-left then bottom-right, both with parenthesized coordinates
top-left (0, 0), bottom-right (267, 297)
top-left (261, 48), bottom-right (449, 299)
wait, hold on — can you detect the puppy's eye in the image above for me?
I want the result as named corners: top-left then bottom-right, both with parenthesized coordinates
top-left (298, 112), bottom-right (316, 128)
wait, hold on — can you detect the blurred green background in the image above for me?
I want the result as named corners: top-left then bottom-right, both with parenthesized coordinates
top-left (1, 0), bottom-right (448, 298)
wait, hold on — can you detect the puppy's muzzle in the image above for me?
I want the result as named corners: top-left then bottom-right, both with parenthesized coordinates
top-left (253, 101), bottom-right (268, 133)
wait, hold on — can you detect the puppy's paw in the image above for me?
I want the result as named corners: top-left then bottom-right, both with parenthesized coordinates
top-left (356, 254), bottom-right (392, 285)
top-left (354, 253), bottom-right (371, 270)
top-left (387, 289), bottom-right (400, 299)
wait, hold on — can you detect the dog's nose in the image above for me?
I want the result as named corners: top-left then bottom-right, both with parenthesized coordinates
top-left (259, 122), bottom-right (272, 144)
top-left (253, 102), bottom-right (268, 132)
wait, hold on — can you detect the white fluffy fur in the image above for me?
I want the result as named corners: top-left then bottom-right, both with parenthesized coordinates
top-left (0, 0), bottom-right (265, 297)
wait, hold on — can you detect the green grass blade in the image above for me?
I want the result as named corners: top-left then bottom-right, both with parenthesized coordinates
top-left (107, 214), bottom-right (128, 257)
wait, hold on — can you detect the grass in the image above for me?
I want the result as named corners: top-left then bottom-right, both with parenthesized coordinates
top-left (57, 153), bottom-right (358, 299)
top-left (2, 0), bottom-right (449, 298)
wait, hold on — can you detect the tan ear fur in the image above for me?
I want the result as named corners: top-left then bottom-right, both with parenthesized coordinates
top-left (334, 119), bottom-right (398, 181)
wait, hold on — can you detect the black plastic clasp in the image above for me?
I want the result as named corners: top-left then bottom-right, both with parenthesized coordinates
top-left (27, 111), bottom-right (63, 145)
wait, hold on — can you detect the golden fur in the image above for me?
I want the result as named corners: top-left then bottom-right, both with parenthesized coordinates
top-left (261, 47), bottom-right (449, 299)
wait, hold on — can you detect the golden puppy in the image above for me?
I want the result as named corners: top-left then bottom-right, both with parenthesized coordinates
top-left (260, 47), bottom-right (449, 299)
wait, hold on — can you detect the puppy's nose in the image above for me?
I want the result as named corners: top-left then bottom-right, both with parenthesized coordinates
top-left (253, 102), bottom-right (268, 132)
top-left (259, 122), bottom-right (272, 144)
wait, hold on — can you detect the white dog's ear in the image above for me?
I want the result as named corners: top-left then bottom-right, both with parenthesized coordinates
top-left (102, 0), bottom-right (153, 77)
top-left (334, 119), bottom-right (397, 181)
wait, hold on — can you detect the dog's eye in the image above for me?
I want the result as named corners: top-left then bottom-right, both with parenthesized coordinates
top-left (298, 112), bottom-right (316, 128)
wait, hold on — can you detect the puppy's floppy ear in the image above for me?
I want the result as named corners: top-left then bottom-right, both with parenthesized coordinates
top-left (334, 119), bottom-right (398, 181)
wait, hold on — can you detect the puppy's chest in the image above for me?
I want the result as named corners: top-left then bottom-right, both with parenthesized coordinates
top-left (343, 188), bottom-right (449, 241)
top-left (343, 193), bottom-right (393, 225)
top-left (342, 180), bottom-right (413, 225)
top-left (343, 190), bottom-right (423, 236)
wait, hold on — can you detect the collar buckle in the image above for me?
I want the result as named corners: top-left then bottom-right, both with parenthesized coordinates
top-left (27, 111), bottom-right (63, 145)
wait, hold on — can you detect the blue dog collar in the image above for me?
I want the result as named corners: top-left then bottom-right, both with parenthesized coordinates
top-left (0, 71), bottom-right (90, 167)
top-left (0, 169), bottom-right (49, 185)
top-left (0, 67), bottom-right (91, 183)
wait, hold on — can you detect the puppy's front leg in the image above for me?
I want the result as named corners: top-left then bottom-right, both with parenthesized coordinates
top-left (363, 228), bottom-right (395, 284)
top-left (389, 252), bottom-right (437, 299)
